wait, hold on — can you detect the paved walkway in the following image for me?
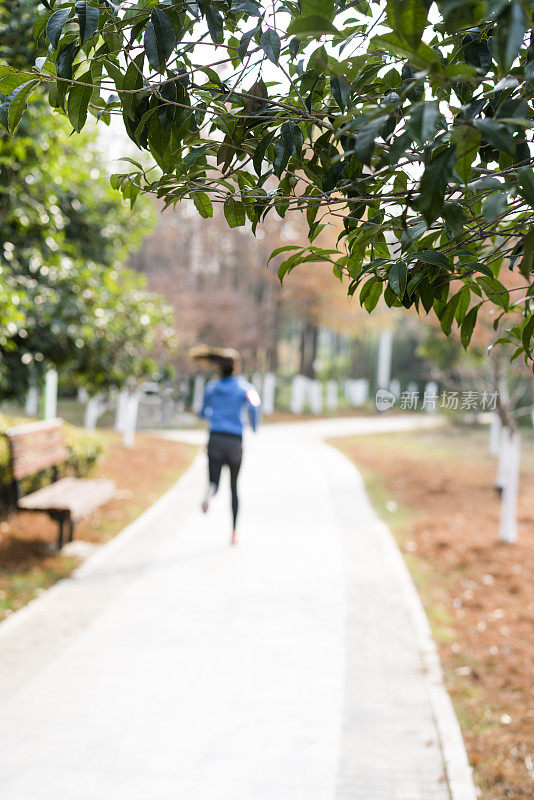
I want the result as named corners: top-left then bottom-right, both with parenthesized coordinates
top-left (0, 415), bottom-right (476, 800)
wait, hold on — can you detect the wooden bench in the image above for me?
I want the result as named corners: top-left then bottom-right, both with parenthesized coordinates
top-left (5, 418), bottom-right (115, 550)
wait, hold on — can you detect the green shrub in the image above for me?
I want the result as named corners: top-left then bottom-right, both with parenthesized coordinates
top-left (0, 413), bottom-right (105, 508)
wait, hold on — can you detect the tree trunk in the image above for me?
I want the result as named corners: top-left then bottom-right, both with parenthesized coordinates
top-left (267, 299), bottom-right (281, 372)
top-left (299, 321), bottom-right (318, 378)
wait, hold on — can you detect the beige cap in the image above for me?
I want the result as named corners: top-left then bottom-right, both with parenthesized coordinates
top-left (189, 345), bottom-right (242, 371)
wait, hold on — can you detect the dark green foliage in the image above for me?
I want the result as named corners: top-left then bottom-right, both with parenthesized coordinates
top-left (1, 0), bottom-right (533, 364)
top-left (0, 0), bottom-right (171, 399)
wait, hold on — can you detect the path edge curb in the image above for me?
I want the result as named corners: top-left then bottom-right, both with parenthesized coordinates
top-left (377, 520), bottom-right (478, 800)
top-left (327, 444), bottom-right (478, 800)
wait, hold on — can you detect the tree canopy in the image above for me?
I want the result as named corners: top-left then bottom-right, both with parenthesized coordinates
top-left (0, 0), bottom-right (173, 399)
top-left (1, 0), bottom-right (533, 365)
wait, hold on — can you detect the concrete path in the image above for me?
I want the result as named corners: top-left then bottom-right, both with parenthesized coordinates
top-left (0, 415), bottom-right (475, 800)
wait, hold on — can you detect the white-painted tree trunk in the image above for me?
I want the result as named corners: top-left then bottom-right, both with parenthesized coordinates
top-left (84, 395), bottom-right (101, 432)
top-left (262, 373), bottom-right (276, 415)
top-left (326, 380), bottom-right (338, 411)
top-left (376, 330), bottom-right (392, 391)
top-left (123, 393), bottom-right (140, 448)
top-left (345, 378), bottom-right (368, 407)
top-left (389, 378), bottom-right (401, 399)
top-left (499, 431), bottom-right (521, 544)
top-left (495, 425), bottom-right (512, 492)
top-left (42, 369), bottom-right (58, 420)
top-left (423, 381), bottom-right (439, 413)
top-left (25, 386), bottom-right (39, 417)
top-left (115, 390), bottom-right (130, 433)
top-left (309, 380), bottom-right (323, 415)
top-left (489, 413), bottom-right (502, 457)
top-left (192, 375), bottom-right (205, 414)
top-left (290, 375), bottom-right (307, 414)
top-left (252, 372), bottom-right (263, 396)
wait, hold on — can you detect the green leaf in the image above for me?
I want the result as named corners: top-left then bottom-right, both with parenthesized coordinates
top-left (439, 291), bottom-right (462, 335)
top-left (355, 116), bottom-right (387, 165)
top-left (407, 102), bottom-right (440, 145)
top-left (473, 118), bottom-right (515, 155)
top-left (238, 27), bottom-right (258, 61)
top-left (363, 280), bottom-right (383, 312)
top-left (330, 76), bottom-right (351, 111)
top-left (418, 147), bottom-right (457, 224)
top-left (520, 229), bottom-right (534, 278)
top-left (462, 30), bottom-right (492, 75)
top-left (268, 245), bottom-right (302, 262)
top-left (0, 66), bottom-right (34, 96)
top-left (75, 3), bottom-right (99, 45)
top-left (443, 202), bottom-right (467, 236)
top-left (110, 173), bottom-right (125, 190)
top-left (451, 125), bottom-right (481, 183)
top-left (482, 190), bottom-right (508, 221)
top-left (454, 287), bottom-right (471, 323)
top-left (301, 0), bottom-right (335, 20)
top-left (191, 191), bottom-right (213, 218)
top-left (121, 53), bottom-right (145, 120)
top-left (67, 74), bottom-right (92, 132)
top-left (493, 0), bottom-right (528, 71)
top-left (34, 12), bottom-right (52, 43)
top-left (253, 130), bottom-right (275, 176)
top-left (260, 29), bottom-right (280, 63)
top-left (273, 121), bottom-right (303, 176)
top-left (6, 80), bottom-right (39, 133)
top-left (388, 261), bottom-right (408, 298)
top-left (410, 250), bottom-right (452, 269)
top-left (287, 15), bottom-right (339, 39)
top-left (371, 32), bottom-right (440, 69)
top-left (458, 262), bottom-right (494, 279)
top-left (144, 10), bottom-right (176, 73)
top-left (460, 303), bottom-right (481, 349)
top-left (224, 196), bottom-right (246, 227)
top-left (205, 5), bottom-right (224, 45)
top-left (231, 0), bottom-right (261, 15)
top-left (387, 0), bottom-right (428, 49)
top-left (282, 120), bottom-right (304, 157)
top-left (46, 8), bottom-right (71, 49)
top-left (277, 251), bottom-right (321, 282)
top-left (517, 167), bottom-right (534, 207)
top-left (56, 42), bottom-right (78, 82)
top-left (477, 276), bottom-right (509, 310)
top-left (521, 314), bottom-right (534, 354)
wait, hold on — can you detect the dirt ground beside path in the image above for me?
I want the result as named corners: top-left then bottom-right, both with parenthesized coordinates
top-left (332, 425), bottom-right (534, 800)
top-left (0, 433), bottom-right (198, 622)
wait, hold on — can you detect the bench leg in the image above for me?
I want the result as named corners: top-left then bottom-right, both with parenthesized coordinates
top-left (57, 518), bottom-right (64, 550)
top-left (68, 519), bottom-right (75, 543)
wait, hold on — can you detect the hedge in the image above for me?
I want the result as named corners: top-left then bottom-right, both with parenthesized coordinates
top-left (0, 413), bottom-right (106, 506)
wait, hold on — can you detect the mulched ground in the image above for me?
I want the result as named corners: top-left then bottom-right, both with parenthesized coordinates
top-left (0, 433), bottom-right (198, 620)
top-left (332, 425), bottom-right (534, 800)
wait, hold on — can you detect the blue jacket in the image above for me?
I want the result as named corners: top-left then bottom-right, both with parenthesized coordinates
top-left (199, 376), bottom-right (261, 436)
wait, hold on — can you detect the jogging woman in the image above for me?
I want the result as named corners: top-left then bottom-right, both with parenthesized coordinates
top-left (195, 348), bottom-right (261, 545)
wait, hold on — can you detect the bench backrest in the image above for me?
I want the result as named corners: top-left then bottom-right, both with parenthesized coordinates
top-left (5, 419), bottom-right (69, 480)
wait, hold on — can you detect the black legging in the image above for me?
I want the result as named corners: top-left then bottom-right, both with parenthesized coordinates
top-left (207, 432), bottom-right (243, 528)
